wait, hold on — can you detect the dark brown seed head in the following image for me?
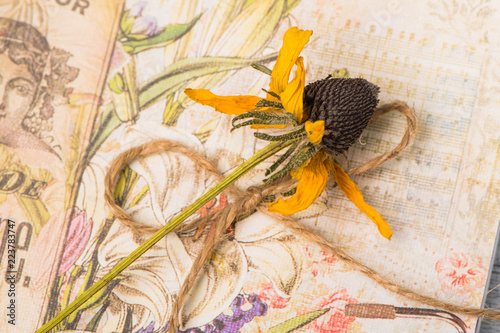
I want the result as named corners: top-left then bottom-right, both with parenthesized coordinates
top-left (303, 77), bottom-right (380, 155)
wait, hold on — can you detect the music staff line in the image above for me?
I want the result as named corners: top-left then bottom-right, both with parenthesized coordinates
top-left (320, 194), bottom-right (449, 238)
top-left (328, 26), bottom-right (484, 68)
top-left (364, 115), bottom-right (471, 152)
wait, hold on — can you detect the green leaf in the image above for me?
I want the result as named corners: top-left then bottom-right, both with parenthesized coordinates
top-left (123, 32), bottom-right (150, 41)
top-left (65, 277), bottom-right (124, 326)
top-left (242, 0), bottom-right (258, 10)
top-left (119, 10), bottom-right (134, 35)
top-left (88, 52), bottom-right (278, 159)
top-left (139, 53), bottom-right (276, 109)
top-left (122, 13), bottom-right (202, 54)
top-left (267, 308), bottom-right (330, 333)
top-left (85, 298), bottom-right (111, 332)
top-left (109, 73), bottom-right (125, 94)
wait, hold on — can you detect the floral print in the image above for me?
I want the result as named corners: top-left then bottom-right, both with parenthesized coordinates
top-left (435, 252), bottom-right (487, 294)
top-left (179, 294), bottom-right (267, 333)
top-left (38, 1), bottom-right (492, 332)
top-left (306, 246), bottom-right (339, 278)
top-left (126, 2), bottom-right (162, 37)
top-left (59, 207), bottom-right (92, 274)
top-left (254, 283), bottom-right (290, 309)
top-left (307, 287), bottom-right (357, 333)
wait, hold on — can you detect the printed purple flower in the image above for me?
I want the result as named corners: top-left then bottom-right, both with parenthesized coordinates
top-left (127, 1), bottom-right (161, 37)
top-left (178, 294), bottom-right (267, 333)
top-left (181, 325), bottom-right (215, 333)
top-left (135, 321), bottom-right (155, 333)
top-left (58, 207), bottom-right (93, 274)
top-left (212, 294), bottom-right (267, 333)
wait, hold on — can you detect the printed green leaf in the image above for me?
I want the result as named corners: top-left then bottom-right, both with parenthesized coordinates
top-left (65, 277), bottom-right (124, 327)
top-left (85, 298), bottom-right (110, 331)
top-left (109, 73), bottom-right (125, 94)
top-left (122, 14), bottom-right (202, 54)
top-left (88, 53), bottom-right (278, 159)
top-left (267, 308), bottom-right (330, 333)
top-left (123, 32), bottom-right (150, 41)
top-left (119, 10), bottom-right (134, 35)
top-left (242, 0), bottom-right (258, 10)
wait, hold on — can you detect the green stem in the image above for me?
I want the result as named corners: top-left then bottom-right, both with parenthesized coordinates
top-left (36, 140), bottom-right (292, 333)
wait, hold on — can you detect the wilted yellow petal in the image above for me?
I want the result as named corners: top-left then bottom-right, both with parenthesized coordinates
top-left (268, 151), bottom-right (328, 215)
top-left (270, 27), bottom-right (312, 95)
top-left (305, 120), bottom-right (324, 145)
top-left (184, 88), bottom-right (261, 115)
top-left (329, 161), bottom-right (393, 240)
top-left (281, 56), bottom-right (306, 123)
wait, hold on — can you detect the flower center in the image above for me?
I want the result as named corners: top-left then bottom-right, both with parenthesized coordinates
top-left (303, 77), bottom-right (380, 155)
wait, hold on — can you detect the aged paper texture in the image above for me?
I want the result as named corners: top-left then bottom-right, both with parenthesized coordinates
top-left (0, 1), bottom-right (123, 332)
top-left (3, 1), bottom-right (499, 332)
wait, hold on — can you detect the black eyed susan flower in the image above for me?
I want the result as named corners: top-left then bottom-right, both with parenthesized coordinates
top-left (185, 27), bottom-right (392, 240)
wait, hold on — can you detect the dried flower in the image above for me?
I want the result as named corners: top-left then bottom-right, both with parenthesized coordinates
top-left (185, 27), bottom-right (392, 239)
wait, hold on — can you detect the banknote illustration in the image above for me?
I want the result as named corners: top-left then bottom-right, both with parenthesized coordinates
top-left (0, 1), bottom-right (123, 332)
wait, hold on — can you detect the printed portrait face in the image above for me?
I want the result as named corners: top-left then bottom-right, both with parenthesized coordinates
top-left (0, 17), bottom-right (50, 135)
top-left (0, 18), bottom-right (78, 147)
top-left (0, 53), bottom-right (38, 122)
top-left (0, 18), bottom-right (78, 160)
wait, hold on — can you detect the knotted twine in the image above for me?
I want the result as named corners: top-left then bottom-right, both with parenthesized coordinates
top-left (103, 100), bottom-right (500, 331)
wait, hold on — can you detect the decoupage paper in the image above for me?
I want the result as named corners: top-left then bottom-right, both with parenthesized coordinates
top-left (1, 1), bottom-right (499, 332)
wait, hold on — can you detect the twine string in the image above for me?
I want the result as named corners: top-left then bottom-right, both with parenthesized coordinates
top-left (102, 100), bottom-right (499, 332)
top-left (348, 100), bottom-right (418, 175)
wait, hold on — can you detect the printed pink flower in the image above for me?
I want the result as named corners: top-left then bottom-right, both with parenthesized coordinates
top-left (435, 252), bottom-right (486, 294)
top-left (255, 282), bottom-right (290, 309)
top-left (59, 207), bottom-right (93, 274)
top-left (305, 245), bottom-right (339, 277)
top-left (308, 287), bottom-right (357, 333)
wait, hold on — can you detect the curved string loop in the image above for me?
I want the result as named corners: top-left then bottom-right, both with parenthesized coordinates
top-left (348, 100), bottom-right (418, 175)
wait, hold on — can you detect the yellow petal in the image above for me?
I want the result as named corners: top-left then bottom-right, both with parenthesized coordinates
top-left (281, 56), bottom-right (306, 123)
top-left (184, 88), bottom-right (261, 115)
top-left (329, 161), bottom-right (393, 240)
top-left (305, 120), bottom-right (324, 145)
top-left (270, 27), bottom-right (312, 95)
top-left (289, 153), bottom-right (314, 180)
top-left (268, 151), bottom-right (328, 215)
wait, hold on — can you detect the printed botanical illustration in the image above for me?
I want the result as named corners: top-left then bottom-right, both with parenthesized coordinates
top-left (1, 0), bottom-right (499, 332)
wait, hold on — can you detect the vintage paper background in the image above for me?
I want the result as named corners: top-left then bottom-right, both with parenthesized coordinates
top-left (0, 0), bottom-right (499, 332)
top-left (0, 1), bottom-right (124, 332)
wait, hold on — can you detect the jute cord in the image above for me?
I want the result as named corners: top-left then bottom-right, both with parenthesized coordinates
top-left (102, 101), bottom-right (500, 331)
